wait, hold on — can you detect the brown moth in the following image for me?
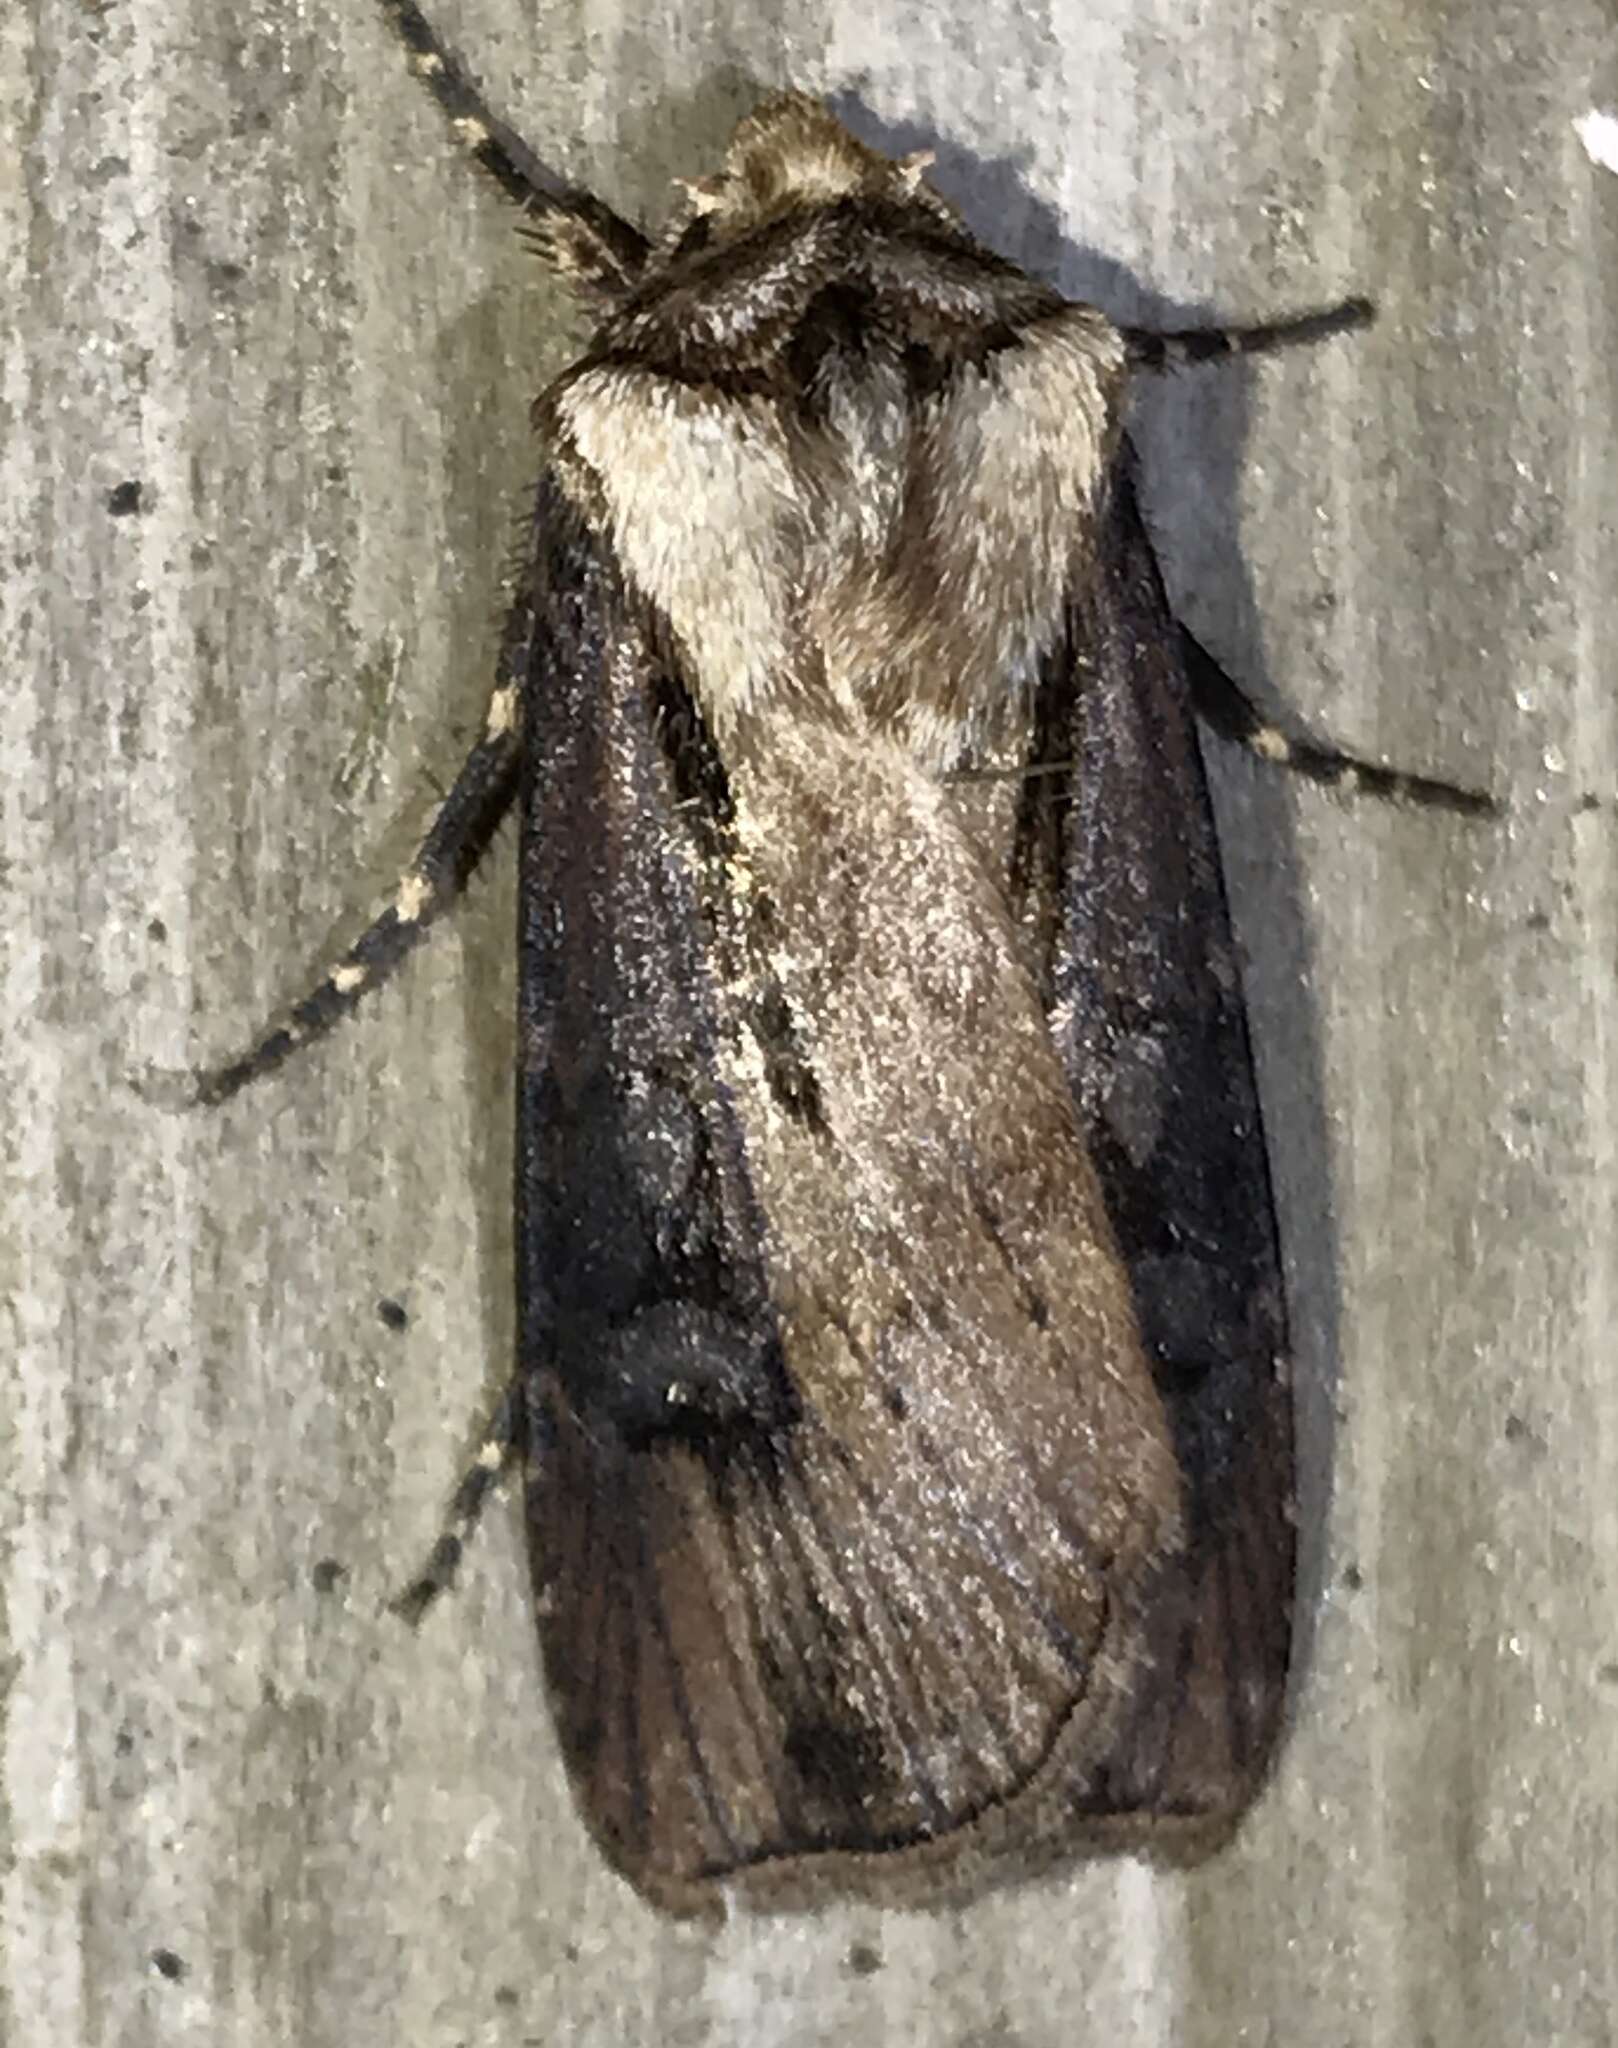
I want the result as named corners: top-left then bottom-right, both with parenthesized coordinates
top-left (178, 2), bottom-right (1484, 1915)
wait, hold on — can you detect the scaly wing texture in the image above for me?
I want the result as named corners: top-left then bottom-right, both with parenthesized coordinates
top-left (1037, 449), bottom-right (1293, 1829)
top-left (515, 477), bottom-right (1184, 1912)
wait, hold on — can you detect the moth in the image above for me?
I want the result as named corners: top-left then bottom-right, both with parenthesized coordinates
top-left (176, 0), bottom-right (1489, 1915)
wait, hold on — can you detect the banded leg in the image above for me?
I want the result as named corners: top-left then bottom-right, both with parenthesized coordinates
top-left (1123, 297), bottom-right (1374, 370)
top-left (1119, 296), bottom-right (1491, 812)
top-left (390, 1378), bottom-right (525, 1625)
top-left (376, 0), bottom-right (649, 296)
top-left (1181, 624), bottom-right (1496, 816)
top-left (170, 588), bottom-right (535, 1108)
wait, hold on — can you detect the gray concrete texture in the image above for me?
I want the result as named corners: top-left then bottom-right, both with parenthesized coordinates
top-left (4, 0), bottom-right (1616, 2041)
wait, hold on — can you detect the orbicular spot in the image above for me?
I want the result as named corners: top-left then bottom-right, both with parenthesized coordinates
top-left (562, 1303), bottom-right (799, 1465)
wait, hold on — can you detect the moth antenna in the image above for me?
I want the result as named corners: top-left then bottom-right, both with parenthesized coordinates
top-left (1124, 296), bottom-right (1374, 370)
top-left (145, 590), bottom-right (536, 1109)
top-left (390, 1383), bottom-right (527, 1626)
top-left (377, 0), bottom-right (649, 297)
top-left (1181, 624), bottom-right (1497, 816)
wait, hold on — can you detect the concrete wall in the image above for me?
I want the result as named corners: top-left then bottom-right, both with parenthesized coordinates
top-left (4, 0), bottom-right (1615, 2041)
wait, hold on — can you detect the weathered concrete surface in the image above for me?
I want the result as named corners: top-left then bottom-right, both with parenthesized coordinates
top-left (4, 1), bottom-right (1615, 2042)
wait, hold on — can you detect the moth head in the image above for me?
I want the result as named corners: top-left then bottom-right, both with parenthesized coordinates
top-left (664, 94), bottom-right (954, 247)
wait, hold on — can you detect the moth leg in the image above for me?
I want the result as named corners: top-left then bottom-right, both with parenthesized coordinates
top-left (1180, 623), bottom-right (1496, 815)
top-left (376, 0), bottom-right (649, 295)
top-left (1123, 297), bottom-right (1373, 370)
top-left (166, 592), bottom-right (533, 1108)
top-left (390, 1378), bottom-right (525, 1626)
